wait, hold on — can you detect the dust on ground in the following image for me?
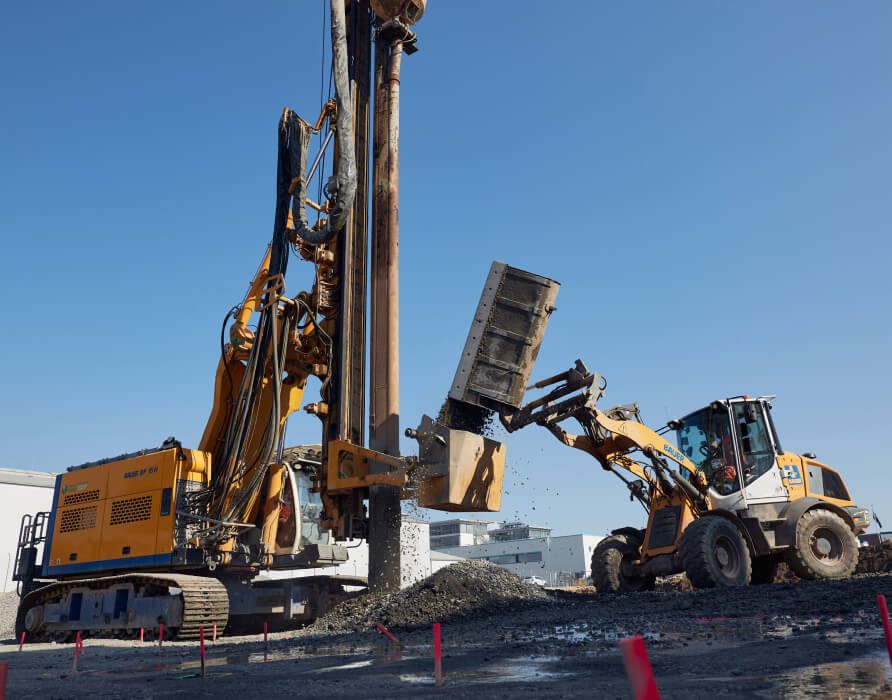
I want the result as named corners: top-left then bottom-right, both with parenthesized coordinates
top-left (2, 567), bottom-right (891, 698)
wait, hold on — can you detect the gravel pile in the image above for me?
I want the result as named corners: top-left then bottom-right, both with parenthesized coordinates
top-left (312, 560), bottom-right (547, 633)
top-left (0, 591), bottom-right (19, 639)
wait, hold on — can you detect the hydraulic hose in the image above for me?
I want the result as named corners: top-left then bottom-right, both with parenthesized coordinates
top-left (291, 0), bottom-right (357, 245)
top-left (669, 469), bottom-right (710, 512)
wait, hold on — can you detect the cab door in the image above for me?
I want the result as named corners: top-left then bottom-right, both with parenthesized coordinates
top-left (731, 401), bottom-right (788, 504)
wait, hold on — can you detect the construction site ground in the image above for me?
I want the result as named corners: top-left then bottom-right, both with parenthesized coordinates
top-left (2, 570), bottom-right (891, 698)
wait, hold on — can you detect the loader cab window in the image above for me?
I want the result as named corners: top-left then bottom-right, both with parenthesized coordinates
top-left (732, 402), bottom-right (776, 486)
top-left (675, 405), bottom-right (740, 496)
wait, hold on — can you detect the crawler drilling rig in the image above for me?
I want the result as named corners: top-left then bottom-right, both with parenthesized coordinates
top-left (11, 0), bottom-right (524, 641)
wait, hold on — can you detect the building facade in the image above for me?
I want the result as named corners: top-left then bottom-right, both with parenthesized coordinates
top-left (428, 518), bottom-right (493, 548)
top-left (435, 533), bottom-right (603, 587)
top-left (0, 468), bottom-right (56, 592)
top-left (489, 521), bottom-right (551, 542)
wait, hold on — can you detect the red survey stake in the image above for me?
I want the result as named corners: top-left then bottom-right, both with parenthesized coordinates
top-left (619, 635), bottom-right (660, 700)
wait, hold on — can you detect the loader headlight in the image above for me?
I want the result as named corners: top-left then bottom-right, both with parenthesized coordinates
top-left (852, 509), bottom-right (871, 528)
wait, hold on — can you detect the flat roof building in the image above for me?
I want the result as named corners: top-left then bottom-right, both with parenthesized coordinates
top-left (0, 468), bottom-right (56, 592)
top-left (428, 518), bottom-right (494, 549)
top-left (434, 531), bottom-right (603, 587)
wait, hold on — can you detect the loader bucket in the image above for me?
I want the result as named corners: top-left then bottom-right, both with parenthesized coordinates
top-left (449, 261), bottom-right (560, 412)
top-left (409, 415), bottom-right (505, 512)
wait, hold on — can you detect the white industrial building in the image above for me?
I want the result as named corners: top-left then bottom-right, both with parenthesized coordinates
top-left (0, 468), bottom-right (56, 592)
top-left (429, 518), bottom-right (554, 549)
top-left (429, 518), bottom-right (494, 548)
top-left (435, 530), bottom-right (603, 587)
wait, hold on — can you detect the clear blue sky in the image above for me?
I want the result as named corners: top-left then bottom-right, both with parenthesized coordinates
top-left (1, 2), bottom-right (890, 536)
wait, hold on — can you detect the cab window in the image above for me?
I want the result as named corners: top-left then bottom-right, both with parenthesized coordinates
top-left (676, 406), bottom-right (739, 495)
top-left (821, 468), bottom-right (850, 501)
top-left (732, 402), bottom-right (775, 485)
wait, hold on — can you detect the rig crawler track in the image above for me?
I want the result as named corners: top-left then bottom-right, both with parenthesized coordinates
top-left (16, 573), bottom-right (229, 641)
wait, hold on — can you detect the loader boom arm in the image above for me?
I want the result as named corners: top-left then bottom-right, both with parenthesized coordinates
top-left (502, 360), bottom-right (708, 511)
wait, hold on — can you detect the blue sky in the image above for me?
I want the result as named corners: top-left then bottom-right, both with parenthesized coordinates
top-left (1, 2), bottom-right (890, 536)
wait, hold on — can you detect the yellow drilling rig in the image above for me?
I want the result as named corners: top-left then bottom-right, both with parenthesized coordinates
top-left (11, 0), bottom-right (557, 641)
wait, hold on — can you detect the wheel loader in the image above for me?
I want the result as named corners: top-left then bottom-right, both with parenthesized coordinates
top-left (498, 361), bottom-right (870, 590)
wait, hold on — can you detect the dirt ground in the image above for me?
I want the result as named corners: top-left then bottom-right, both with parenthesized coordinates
top-left (2, 573), bottom-right (891, 699)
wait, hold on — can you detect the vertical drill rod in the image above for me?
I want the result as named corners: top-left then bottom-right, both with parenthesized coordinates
top-left (368, 32), bottom-right (404, 592)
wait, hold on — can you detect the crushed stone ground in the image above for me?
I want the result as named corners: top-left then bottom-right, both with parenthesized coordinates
top-left (2, 573), bottom-right (891, 699)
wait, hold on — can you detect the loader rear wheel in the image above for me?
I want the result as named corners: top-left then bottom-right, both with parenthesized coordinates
top-left (785, 509), bottom-right (858, 580)
top-left (679, 517), bottom-right (751, 588)
top-left (590, 531), bottom-right (654, 593)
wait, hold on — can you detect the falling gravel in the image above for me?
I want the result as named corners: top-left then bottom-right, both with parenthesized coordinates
top-left (312, 560), bottom-right (547, 633)
top-left (436, 398), bottom-right (494, 436)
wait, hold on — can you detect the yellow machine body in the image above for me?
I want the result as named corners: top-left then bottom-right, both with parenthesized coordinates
top-left (43, 447), bottom-right (210, 577)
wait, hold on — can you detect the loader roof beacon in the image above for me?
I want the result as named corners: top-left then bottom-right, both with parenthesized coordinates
top-left (11, 0), bottom-right (539, 641)
top-left (500, 363), bottom-right (871, 589)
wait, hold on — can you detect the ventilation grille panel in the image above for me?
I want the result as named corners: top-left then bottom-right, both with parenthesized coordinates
top-left (62, 489), bottom-right (100, 506)
top-left (59, 506), bottom-right (98, 533)
top-left (109, 495), bottom-right (153, 526)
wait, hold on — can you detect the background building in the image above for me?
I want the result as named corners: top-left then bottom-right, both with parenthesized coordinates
top-left (428, 518), bottom-right (493, 548)
top-left (0, 468), bottom-right (56, 592)
top-left (431, 519), bottom-right (602, 587)
top-left (489, 521), bottom-right (552, 542)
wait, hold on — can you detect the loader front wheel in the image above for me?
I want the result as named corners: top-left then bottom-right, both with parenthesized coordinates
top-left (785, 509), bottom-right (858, 580)
top-left (590, 531), bottom-right (655, 593)
top-left (679, 516), bottom-right (752, 588)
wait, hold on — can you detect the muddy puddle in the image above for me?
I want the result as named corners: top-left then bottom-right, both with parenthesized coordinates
top-left (400, 655), bottom-right (573, 686)
top-left (762, 650), bottom-right (892, 699)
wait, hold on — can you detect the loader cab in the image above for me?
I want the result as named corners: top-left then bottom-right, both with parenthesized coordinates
top-left (673, 397), bottom-right (780, 501)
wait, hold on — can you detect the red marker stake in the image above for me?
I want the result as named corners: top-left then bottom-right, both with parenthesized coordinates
top-left (877, 594), bottom-right (892, 669)
top-left (0, 661), bottom-right (8, 700)
top-left (199, 626), bottom-right (206, 678)
top-left (75, 631), bottom-right (84, 655)
top-left (433, 623), bottom-right (443, 687)
top-left (158, 623), bottom-right (164, 649)
top-left (213, 623), bottom-right (217, 644)
top-left (139, 627), bottom-right (144, 643)
top-left (375, 623), bottom-right (401, 646)
top-left (620, 636), bottom-right (660, 700)
top-left (72, 639), bottom-right (80, 673)
top-left (18, 631), bottom-right (25, 652)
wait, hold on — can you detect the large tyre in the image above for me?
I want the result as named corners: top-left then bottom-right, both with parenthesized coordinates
top-left (750, 556), bottom-right (779, 585)
top-left (785, 509), bottom-right (858, 580)
top-left (679, 517), bottom-right (752, 588)
top-left (591, 531), bottom-right (655, 593)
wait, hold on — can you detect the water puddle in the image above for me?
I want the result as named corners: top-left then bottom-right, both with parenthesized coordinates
top-left (311, 659), bottom-right (375, 673)
top-left (520, 622), bottom-right (663, 645)
top-left (764, 650), bottom-right (892, 699)
top-left (400, 655), bottom-right (574, 685)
